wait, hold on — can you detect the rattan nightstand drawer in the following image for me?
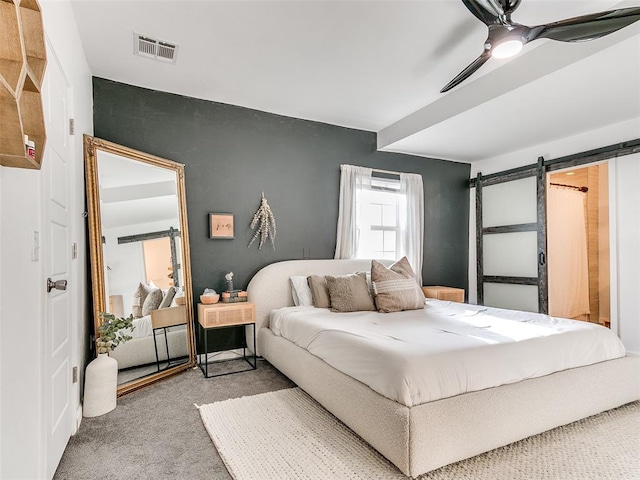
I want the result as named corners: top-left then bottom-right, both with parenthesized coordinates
top-left (197, 302), bottom-right (255, 328)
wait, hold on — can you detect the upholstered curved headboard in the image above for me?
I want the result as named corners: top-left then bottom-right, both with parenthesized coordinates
top-left (246, 259), bottom-right (390, 355)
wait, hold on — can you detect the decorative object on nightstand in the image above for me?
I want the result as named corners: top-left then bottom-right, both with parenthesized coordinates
top-left (221, 271), bottom-right (247, 302)
top-left (225, 271), bottom-right (234, 291)
top-left (200, 288), bottom-right (219, 304)
top-left (83, 313), bottom-right (135, 417)
top-left (221, 290), bottom-right (248, 303)
top-left (248, 192), bottom-right (276, 250)
top-left (197, 302), bottom-right (257, 378)
top-left (422, 286), bottom-right (465, 303)
top-left (174, 287), bottom-right (186, 305)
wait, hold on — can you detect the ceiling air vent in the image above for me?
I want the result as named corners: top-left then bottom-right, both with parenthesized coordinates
top-left (133, 33), bottom-right (178, 64)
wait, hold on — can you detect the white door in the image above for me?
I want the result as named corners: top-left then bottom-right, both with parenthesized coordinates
top-left (42, 49), bottom-right (73, 479)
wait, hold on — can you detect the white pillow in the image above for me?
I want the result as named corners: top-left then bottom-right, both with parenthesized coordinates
top-left (290, 276), bottom-right (313, 306)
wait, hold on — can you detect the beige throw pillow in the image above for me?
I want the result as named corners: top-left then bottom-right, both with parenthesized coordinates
top-left (307, 275), bottom-right (332, 308)
top-left (132, 282), bottom-right (156, 318)
top-left (326, 272), bottom-right (375, 313)
top-left (371, 257), bottom-right (425, 313)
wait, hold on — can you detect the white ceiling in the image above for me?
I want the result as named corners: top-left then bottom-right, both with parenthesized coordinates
top-left (70, 0), bottom-right (640, 163)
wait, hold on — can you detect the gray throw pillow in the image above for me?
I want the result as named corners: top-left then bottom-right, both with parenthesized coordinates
top-left (158, 286), bottom-right (176, 309)
top-left (326, 272), bottom-right (375, 313)
top-left (142, 288), bottom-right (163, 316)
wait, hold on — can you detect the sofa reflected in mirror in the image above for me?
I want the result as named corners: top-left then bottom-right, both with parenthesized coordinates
top-left (84, 136), bottom-right (196, 395)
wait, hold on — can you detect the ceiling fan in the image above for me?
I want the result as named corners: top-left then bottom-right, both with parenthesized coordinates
top-left (441, 0), bottom-right (640, 93)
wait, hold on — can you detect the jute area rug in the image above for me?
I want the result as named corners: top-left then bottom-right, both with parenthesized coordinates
top-left (199, 388), bottom-right (640, 480)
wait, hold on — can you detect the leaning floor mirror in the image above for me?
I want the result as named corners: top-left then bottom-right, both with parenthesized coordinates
top-left (84, 136), bottom-right (195, 395)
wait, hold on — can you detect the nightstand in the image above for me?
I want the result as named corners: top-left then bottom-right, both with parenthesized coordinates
top-left (150, 305), bottom-right (187, 372)
top-left (197, 302), bottom-right (257, 378)
top-left (422, 286), bottom-right (465, 303)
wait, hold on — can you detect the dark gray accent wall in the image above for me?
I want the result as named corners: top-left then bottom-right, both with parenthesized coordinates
top-left (92, 78), bottom-right (470, 302)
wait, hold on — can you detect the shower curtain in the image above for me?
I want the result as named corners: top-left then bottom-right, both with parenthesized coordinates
top-left (547, 186), bottom-right (590, 319)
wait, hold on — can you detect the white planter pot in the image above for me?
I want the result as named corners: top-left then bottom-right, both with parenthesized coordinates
top-left (83, 353), bottom-right (118, 417)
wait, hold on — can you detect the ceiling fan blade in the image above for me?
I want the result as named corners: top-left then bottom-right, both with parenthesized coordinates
top-left (498, 0), bottom-right (522, 16)
top-left (441, 51), bottom-right (491, 93)
top-left (532, 7), bottom-right (640, 43)
top-left (461, 0), bottom-right (503, 25)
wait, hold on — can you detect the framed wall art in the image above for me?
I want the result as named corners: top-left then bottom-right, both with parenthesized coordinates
top-left (209, 213), bottom-right (234, 239)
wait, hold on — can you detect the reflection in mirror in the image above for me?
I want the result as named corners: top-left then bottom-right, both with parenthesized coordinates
top-left (85, 136), bottom-right (195, 395)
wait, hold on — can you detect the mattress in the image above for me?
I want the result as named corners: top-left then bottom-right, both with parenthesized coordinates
top-left (270, 299), bottom-right (626, 407)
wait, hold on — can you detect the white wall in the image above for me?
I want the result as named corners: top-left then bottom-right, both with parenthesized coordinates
top-left (0, 1), bottom-right (93, 478)
top-left (0, 162), bottom-right (3, 476)
top-left (0, 167), bottom-right (44, 480)
top-left (468, 117), bottom-right (640, 354)
top-left (611, 155), bottom-right (640, 355)
top-left (469, 118), bottom-right (640, 178)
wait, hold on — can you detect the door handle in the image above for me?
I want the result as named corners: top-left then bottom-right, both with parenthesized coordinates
top-left (539, 251), bottom-right (546, 266)
top-left (47, 278), bottom-right (67, 292)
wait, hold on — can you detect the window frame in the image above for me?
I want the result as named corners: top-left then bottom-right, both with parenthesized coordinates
top-left (356, 175), bottom-right (402, 261)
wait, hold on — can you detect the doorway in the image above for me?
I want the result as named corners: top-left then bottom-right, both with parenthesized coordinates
top-left (143, 237), bottom-right (174, 289)
top-left (547, 163), bottom-right (610, 327)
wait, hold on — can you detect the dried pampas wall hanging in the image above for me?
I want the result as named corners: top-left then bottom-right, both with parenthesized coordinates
top-left (248, 192), bottom-right (276, 250)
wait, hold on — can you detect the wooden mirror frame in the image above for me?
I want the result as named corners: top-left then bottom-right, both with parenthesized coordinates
top-left (84, 135), bottom-right (196, 396)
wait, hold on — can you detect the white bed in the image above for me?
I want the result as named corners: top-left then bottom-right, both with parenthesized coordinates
top-left (247, 259), bottom-right (640, 478)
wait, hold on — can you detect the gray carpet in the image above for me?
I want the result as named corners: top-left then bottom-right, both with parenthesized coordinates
top-left (54, 359), bottom-right (294, 480)
top-left (55, 360), bottom-right (640, 480)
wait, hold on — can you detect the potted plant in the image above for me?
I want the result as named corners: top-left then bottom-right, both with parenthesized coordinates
top-left (96, 312), bottom-right (135, 354)
top-left (83, 313), bottom-right (135, 418)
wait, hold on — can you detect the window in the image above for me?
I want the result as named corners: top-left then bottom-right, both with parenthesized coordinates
top-left (335, 164), bottom-right (423, 284)
top-left (356, 176), bottom-right (402, 261)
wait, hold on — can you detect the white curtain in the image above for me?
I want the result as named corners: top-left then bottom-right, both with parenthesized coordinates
top-left (399, 173), bottom-right (424, 285)
top-left (334, 164), bottom-right (372, 259)
top-left (335, 165), bottom-right (424, 285)
top-left (547, 186), bottom-right (590, 319)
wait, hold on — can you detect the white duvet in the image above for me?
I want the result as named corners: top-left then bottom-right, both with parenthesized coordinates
top-left (270, 300), bottom-right (626, 407)
top-left (121, 315), bottom-right (185, 339)
top-left (128, 315), bottom-right (153, 339)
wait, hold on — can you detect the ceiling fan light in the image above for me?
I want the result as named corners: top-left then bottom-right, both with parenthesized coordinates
top-left (491, 39), bottom-right (523, 59)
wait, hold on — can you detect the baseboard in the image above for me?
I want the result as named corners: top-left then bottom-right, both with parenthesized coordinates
top-left (74, 405), bottom-right (83, 434)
